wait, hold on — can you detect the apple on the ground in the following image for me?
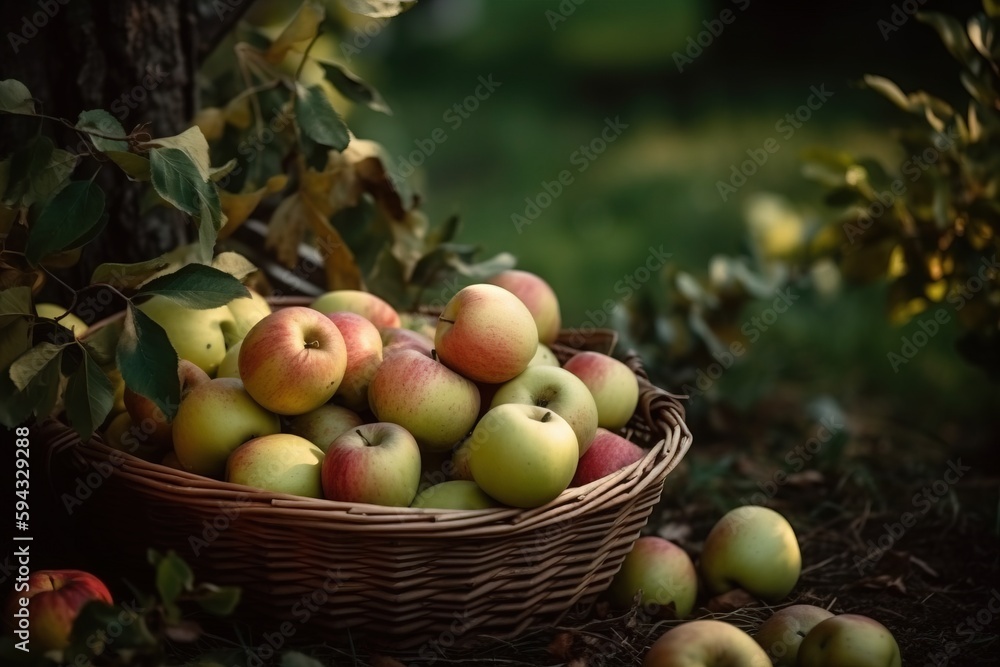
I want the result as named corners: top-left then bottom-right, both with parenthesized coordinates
top-left (3, 570), bottom-right (113, 656)
top-left (123, 359), bottom-right (210, 448)
top-left (172, 377), bottom-right (281, 477)
top-left (435, 284), bottom-right (538, 384)
top-left (310, 289), bottom-right (401, 329)
top-left (491, 365), bottom-right (598, 455)
top-left (138, 295), bottom-right (235, 375)
top-left (755, 605), bottom-right (835, 666)
top-left (367, 348), bottom-right (480, 452)
top-left (486, 270), bottom-right (562, 345)
top-left (608, 536), bottom-right (698, 619)
top-left (226, 434), bottom-right (325, 498)
top-left (468, 404), bottom-right (578, 508)
top-left (797, 614), bottom-right (901, 667)
top-left (411, 480), bottom-right (500, 510)
top-left (700, 505), bottom-right (802, 603)
top-left (562, 351), bottom-right (639, 430)
top-left (288, 404), bottom-right (364, 453)
top-left (321, 422), bottom-right (422, 507)
top-left (327, 311), bottom-right (383, 411)
top-left (643, 620), bottom-right (771, 667)
top-left (239, 307), bottom-right (347, 415)
top-left (571, 428), bottom-right (646, 486)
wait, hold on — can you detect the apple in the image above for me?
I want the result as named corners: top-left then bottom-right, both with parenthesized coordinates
top-left (327, 311), bottom-right (383, 411)
top-left (367, 349), bottom-right (480, 452)
top-left (449, 436), bottom-right (474, 481)
top-left (435, 284), bottom-right (538, 384)
top-left (486, 270), bottom-right (562, 344)
top-left (223, 288), bottom-right (271, 345)
top-left (101, 412), bottom-right (170, 462)
top-left (226, 434), bottom-right (325, 497)
top-left (608, 537), bottom-right (698, 619)
top-left (491, 365), bottom-right (598, 455)
top-left (36, 303), bottom-right (88, 337)
top-left (3, 570), bottom-right (113, 656)
top-left (310, 289), bottom-right (401, 329)
top-left (138, 295), bottom-right (235, 375)
top-left (106, 367), bottom-right (126, 414)
top-left (411, 480), bottom-right (500, 510)
top-left (239, 307), bottom-right (347, 415)
top-left (571, 428), bottom-right (646, 486)
top-left (288, 404), bottom-right (364, 453)
top-left (468, 404), bottom-right (578, 508)
top-left (529, 343), bottom-right (560, 367)
top-left (700, 506), bottom-right (801, 603)
top-left (562, 351), bottom-right (639, 430)
top-left (381, 327), bottom-right (434, 359)
top-left (755, 605), bottom-right (835, 666)
top-left (321, 422), bottom-right (421, 506)
top-left (217, 339), bottom-right (242, 379)
top-left (123, 359), bottom-right (210, 448)
top-left (797, 615), bottom-right (901, 667)
top-left (643, 620), bottom-right (771, 667)
top-left (172, 377), bottom-right (281, 477)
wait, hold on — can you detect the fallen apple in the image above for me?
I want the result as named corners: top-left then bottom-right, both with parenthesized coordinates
top-left (607, 536), bottom-right (698, 619)
top-left (797, 614), bottom-right (901, 667)
top-left (643, 620), bottom-right (771, 667)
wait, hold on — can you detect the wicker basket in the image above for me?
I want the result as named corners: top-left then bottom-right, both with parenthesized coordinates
top-left (39, 300), bottom-right (691, 649)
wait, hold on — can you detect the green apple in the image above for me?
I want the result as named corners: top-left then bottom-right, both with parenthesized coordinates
top-left (486, 270), bottom-right (562, 345)
top-left (448, 436), bottom-right (474, 481)
top-left (321, 422), bottom-right (421, 507)
top-left (755, 605), bottom-right (835, 666)
top-left (468, 404), bottom-right (578, 508)
top-left (327, 311), bottom-right (383, 411)
top-left (310, 289), bottom-right (401, 329)
top-left (226, 434), bottom-right (324, 497)
top-left (288, 404), bottom-right (364, 453)
top-left (608, 537), bottom-right (698, 619)
top-left (239, 307), bottom-right (347, 415)
top-left (35, 303), bottom-right (88, 337)
top-left (217, 339), bottom-right (242, 379)
top-left (797, 615), bottom-right (901, 667)
top-left (172, 377), bottom-right (281, 477)
top-left (411, 480), bottom-right (500, 510)
top-left (491, 365), bottom-right (598, 455)
top-left (643, 620), bottom-right (771, 667)
top-left (529, 343), bottom-right (560, 367)
top-left (562, 351), bottom-right (639, 430)
top-left (223, 288), bottom-right (271, 345)
top-left (368, 348), bottom-right (480, 452)
top-left (435, 284), bottom-right (538, 384)
top-left (138, 295), bottom-right (235, 375)
top-left (700, 506), bottom-right (801, 603)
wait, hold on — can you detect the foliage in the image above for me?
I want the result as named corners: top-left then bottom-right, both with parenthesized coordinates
top-left (0, 0), bottom-right (508, 438)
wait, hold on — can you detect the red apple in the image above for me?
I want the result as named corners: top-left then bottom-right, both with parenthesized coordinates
top-left (381, 327), bottom-right (434, 359)
top-left (435, 284), bottom-right (538, 384)
top-left (5, 570), bottom-right (113, 656)
top-left (607, 537), bottom-right (698, 619)
top-left (487, 270), bottom-right (562, 344)
top-left (122, 359), bottom-right (210, 448)
top-left (327, 311), bottom-right (384, 411)
top-left (571, 428), bottom-right (647, 486)
top-left (310, 290), bottom-right (401, 329)
top-left (238, 307), bottom-right (347, 415)
top-left (321, 422), bottom-right (422, 506)
top-left (562, 351), bottom-right (639, 430)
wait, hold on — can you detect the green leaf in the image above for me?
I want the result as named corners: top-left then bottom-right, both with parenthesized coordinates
top-left (280, 652), bottom-right (326, 667)
top-left (0, 80), bottom-right (35, 115)
top-left (24, 180), bottom-right (107, 265)
top-left (209, 158), bottom-right (238, 182)
top-left (3, 136), bottom-right (53, 205)
top-left (116, 303), bottom-right (180, 419)
top-left (194, 584), bottom-right (242, 616)
top-left (144, 126), bottom-right (213, 181)
top-left (81, 319), bottom-right (123, 368)
top-left (294, 84), bottom-right (350, 151)
top-left (317, 61), bottom-right (391, 114)
top-left (64, 349), bottom-right (114, 440)
top-left (340, 0), bottom-right (417, 18)
top-left (91, 254), bottom-right (179, 290)
top-left (105, 151), bottom-right (151, 180)
top-left (5, 342), bottom-right (63, 420)
top-left (149, 147), bottom-right (223, 262)
top-left (0, 286), bottom-right (32, 327)
top-left (156, 551), bottom-right (194, 604)
top-left (76, 109), bottom-right (128, 152)
top-left (136, 263), bottom-right (250, 309)
top-left (10, 342), bottom-right (64, 391)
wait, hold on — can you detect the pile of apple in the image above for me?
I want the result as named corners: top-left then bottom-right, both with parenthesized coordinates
top-left (607, 505), bottom-right (902, 667)
top-left (103, 270), bottom-right (653, 510)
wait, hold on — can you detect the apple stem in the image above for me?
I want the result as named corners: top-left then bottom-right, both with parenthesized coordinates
top-left (540, 411), bottom-right (553, 423)
top-left (431, 349), bottom-right (438, 361)
top-left (356, 429), bottom-right (373, 447)
top-left (304, 339), bottom-right (321, 349)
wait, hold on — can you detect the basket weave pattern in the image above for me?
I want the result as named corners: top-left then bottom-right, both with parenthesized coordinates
top-left (40, 324), bottom-right (690, 648)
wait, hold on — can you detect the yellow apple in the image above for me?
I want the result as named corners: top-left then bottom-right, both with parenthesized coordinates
top-left (755, 605), bottom-right (835, 666)
top-left (137, 296), bottom-right (235, 375)
top-left (410, 480), bottom-right (500, 510)
top-left (798, 614), bottom-right (901, 667)
top-left (223, 288), bottom-right (271, 345)
top-left (644, 620), bottom-right (771, 667)
top-left (226, 434), bottom-right (324, 497)
top-left (608, 536), bottom-right (698, 619)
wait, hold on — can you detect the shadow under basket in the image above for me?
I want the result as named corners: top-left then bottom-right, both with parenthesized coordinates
top-left (39, 315), bottom-right (691, 650)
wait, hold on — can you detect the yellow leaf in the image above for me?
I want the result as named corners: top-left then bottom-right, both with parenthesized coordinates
top-left (212, 252), bottom-right (259, 281)
top-left (303, 196), bottom-right (363, 290)
top-left (219, 175), bottom-right (288, 240)
top-left (224, 96), bottom-right (253, 130)
top-left (194, 107), bottom-right (226, 141)
top-left (143, 126), bottom-right (212, 181)
top-left (265, 1), bottom-right (326, 64)
top-left (266, 194), bottom-right (307, 267)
